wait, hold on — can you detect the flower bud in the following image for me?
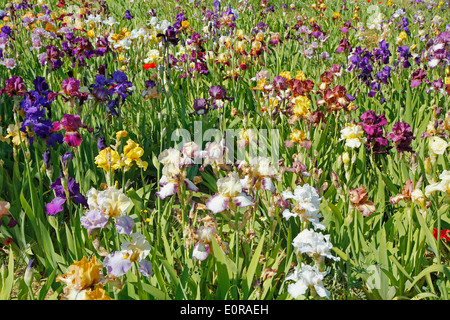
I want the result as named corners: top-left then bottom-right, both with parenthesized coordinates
top-left (331, 171), bottom-right (341, 190)
top-left (342, 152), bottom-right (350, 166)
top-left (411, 189), bottom-right (426, 209)
top-left (24, 258), bottom-right (34, 287)
top-left (424, 157), bottom-right (432, 175)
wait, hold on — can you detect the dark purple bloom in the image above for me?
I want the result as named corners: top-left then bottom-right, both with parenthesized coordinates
top-left (158, 25), bottom-right (180, 46)
top-left (45, 45), bottom-right (64, 70)
top-left (89, 72), bottom-right (134, 115)
top-left (336, 37), bottom-right (351, 53)
top-left (397, 45), bottom-right (412, 68)
top-left (32, 77), bottom-right (50, 96)
top-left (373, 40), bottom-right (391, 64)
top-left (1, 26), bottom-right (13, 39)
top-left (145, 79), bottom-right (156, 89)
top-left (387, 122), bottom-right (416, 153)
top-left (0, 76), bottom-right (27, 97)
top-left (19, 90), bottom-right (64, 147)
top-left (190, 98), bottom-right (210, 116)
top-left (91, 86), bottom-right (110, 102)
top-left (410, 68), bottom-right (427, 88)
top-left (358, 111), bottom-right (391, 154)
top-left (208, 85), bottom-right (233, 109)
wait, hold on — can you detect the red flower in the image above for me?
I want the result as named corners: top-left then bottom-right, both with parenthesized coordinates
top-left (143, 63), bottom-right (156, 70)
top-left (4, 238), bottom-right (12, 245)
top-left (433, 228), bottom-right (450, 242)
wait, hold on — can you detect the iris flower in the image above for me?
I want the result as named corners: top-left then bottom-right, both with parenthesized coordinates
top-left (103, 232), bottom-right (152, 277)
top-left (340, 123), bottom-right (366, 149)
top-left (292, 229), bottom-right (340, 263)
top-left (156, 147), bottom-right (199, 199)
top-left (281, 184), bottom-right (325, 230)
top-left (56, 256), bottom-right (112, 300)
top-left (206, 172), bottom-right (253, 214)
top-left (285, 263), bottom-right (330, 299)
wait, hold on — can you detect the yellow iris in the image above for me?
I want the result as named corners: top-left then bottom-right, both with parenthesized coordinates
top-left (295, 71), bottom-right (306, 81)
top-left (181, 20), bottom-right (190, 28)
top-left (96, 132), bottom-right (148, 172)
top-left (123, 139), bottom-right (148, 170)
top-left (61, 256), bottom-right (101, 291)
top-left (290, 129), bottom-right (306, 143)
top-left (292, 96), bottom-right (311, 117)
top-left (87, 29), bottom-right (96, 38)
top-left (253, 78), bottom-right (268, 91)
top-left (95, 147), bottom-right (122, 172)
top-left (279, 71), bottom-right (292, 80)
top-left (5, 123), bottom-right (31, 146)
top-left (85, 286), bottom-right (113, 300)
top-left (116, 130), bottom-right (128, 142)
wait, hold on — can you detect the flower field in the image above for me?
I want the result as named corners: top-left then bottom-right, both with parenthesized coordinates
top-left (0, 0), bottom-right (448, 301)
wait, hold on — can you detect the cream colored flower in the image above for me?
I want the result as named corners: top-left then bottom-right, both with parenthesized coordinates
top-left (121, 232), bottom-right (151, 262)
top-left (144, 49), bottom-right (162, 64)
top-left (217, 173), bottom-right (243, 198)
top-left (425, 170), bottom-right (450, 196)
top-left (411, 189), bottom-right (426, 209)
top-left (87, 187), bottom-right (132, 218)
top-left (429, 136), bottom-right (448, 155)
top-left (340, 124), bottom-right (366, 149)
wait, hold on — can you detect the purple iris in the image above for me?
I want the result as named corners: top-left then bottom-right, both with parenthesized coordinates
top-left (190, 98), bottom-right (210, 116)
top-left (1, 26), bottom-right (13, 40)
top-left (387, 122), bottom-right (416, 153)
top-left (89, 71), bottom-right (134, 115)
top-left (43, 149), bottom-right (52, 169)
top-left (97, 136), bottom-right (107, 151)
top-left (157, 25), bottom-right (180, 46)
top-left (62, 33), bottom-right (108, 68)
top-left (45, 175), bottom-right (88, 215)
top-left (373, 40), bottom-right (391, 65)
top-left (358, 111), bottom-right (391, 154)
top-left (19, 79), bottom-right (64, 147)
top-left (209, 85), bottom-right (234, 108)
top-left (336, 37), bottom-right (351, 53)
top-left (397, 45), bottom-right (412, 69)
top-left (44, 45), bottom-right (64, 70)
top-left (213, 0), bottom-right (221, 12)
top-left (61, 151), bottom-right (73, 167)
top-left (123, 10), bottom-right (133, 20)
top-left (410, 68), bottom-right (427, 88)
top-left (0, 75), bottom-right (27, 97)
top-left (80, 209), bottom-right (109, 235)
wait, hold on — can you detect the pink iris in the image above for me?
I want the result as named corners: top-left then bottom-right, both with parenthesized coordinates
top-left (51, 114), bottom-right (92, 147)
